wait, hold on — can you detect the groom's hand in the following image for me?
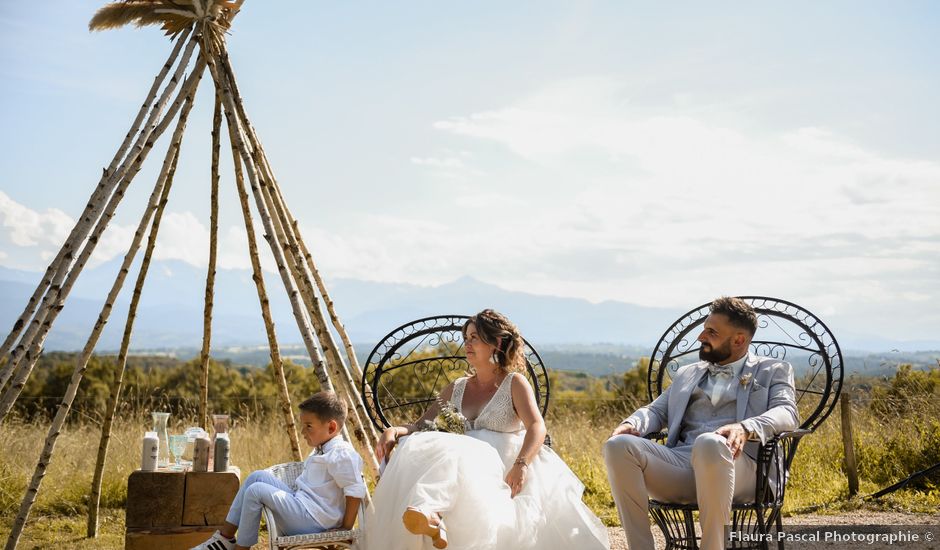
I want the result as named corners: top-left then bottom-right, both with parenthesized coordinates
top-left (715, 423), bottom-right (748, 459)
top-left (610, 422), bottom-right (640, 438)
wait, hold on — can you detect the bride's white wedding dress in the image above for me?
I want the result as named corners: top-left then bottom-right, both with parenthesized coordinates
top-left (363, 373), bottom-right (610, 550)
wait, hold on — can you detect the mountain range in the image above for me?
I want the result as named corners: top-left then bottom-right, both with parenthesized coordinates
top-left (0, 260), bottom-right (682, 352)
top-left (1, 260), bottom-right (938, 354)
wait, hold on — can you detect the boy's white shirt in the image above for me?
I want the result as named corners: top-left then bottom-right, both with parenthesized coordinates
top-left (294, 435), bottom-right (367, 529)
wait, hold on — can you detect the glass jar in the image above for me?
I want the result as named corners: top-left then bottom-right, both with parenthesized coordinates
top-left (151, 411), bottom-right (171, 468)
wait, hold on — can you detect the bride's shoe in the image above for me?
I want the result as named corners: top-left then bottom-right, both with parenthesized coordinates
top-left (403, 507), bottom-right (448, 549)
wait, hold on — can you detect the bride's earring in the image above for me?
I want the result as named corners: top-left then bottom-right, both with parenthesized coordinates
top-left (489, 351), bottom-right (499, 365)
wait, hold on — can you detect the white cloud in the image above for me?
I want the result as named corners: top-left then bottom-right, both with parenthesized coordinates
top-left (431, 77), bottom-right (940, 236)
top-left (418, 76), bottom-right (940, 316)
top-left (410, 150), bottom-right (485, 183)
top-left (152, 211), bottom-right (208, 266)
top-left (93, 221), bottom-right (135, 265)
top-left (410, 155), bottom-right (467, 169)
top-left (2, 76), bottom-right (938, 342)
top-left (149, 212), bottom-right (281, 272)
top-left (289, 80), bottom-right (940, 324)
top-left (0, 194), bottom-right (279, 274)
top-left (0, 190), bottom-right (72, 248)
top-left (299, 216), bottom-right (464, 284)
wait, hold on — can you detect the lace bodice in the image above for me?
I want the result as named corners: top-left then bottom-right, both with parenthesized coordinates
top-left (451, 373), bottom-right (524, 433)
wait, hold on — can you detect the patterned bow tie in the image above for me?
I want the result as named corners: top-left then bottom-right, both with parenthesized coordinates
top-left (707, 363), bottom-right (733, 377)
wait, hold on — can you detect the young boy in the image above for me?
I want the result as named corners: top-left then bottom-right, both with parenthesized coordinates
top-left (192, 391), bottom-right (367, 550)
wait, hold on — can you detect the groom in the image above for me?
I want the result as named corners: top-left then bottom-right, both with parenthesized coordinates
top-left (603, 297), bottom-right (798, 550)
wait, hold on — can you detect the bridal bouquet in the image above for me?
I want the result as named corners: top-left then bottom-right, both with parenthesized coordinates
top-left (417, 398), bottom-right (468, 434)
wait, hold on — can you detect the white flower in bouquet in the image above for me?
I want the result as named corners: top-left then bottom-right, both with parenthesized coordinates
top-left (417, 398), bottom-right (469, 434)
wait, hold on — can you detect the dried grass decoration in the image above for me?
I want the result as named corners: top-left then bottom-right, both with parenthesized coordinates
top-left (89, 0), bottom-right (243, 52)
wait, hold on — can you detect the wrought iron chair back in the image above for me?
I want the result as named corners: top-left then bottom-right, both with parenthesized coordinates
top-left (645, 296), bottom-right (844, 550)
top-left (649, 296), bottom-right (844, 432)
top-left (361, 315), bottom-right (550, 430)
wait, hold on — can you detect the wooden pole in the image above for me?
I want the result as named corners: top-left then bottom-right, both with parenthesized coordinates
top-left (0, 33), bottom-right (200, 376)
top-left (88, 127), bottom-right (185, 537)
top-left (0, 29), bottom-right (195, 391)
top-left (204, 45), bottom-right (369, 452)
top-left (202, 47), bottom-right (334, 393)
top-left (295, 226), bottom-right (364, 378)
top-left (216, 52), bottom-right (380, 474)
top-left (259, 176), bottom-right (379, 474)
top-left (225, 112), bottom-right (302, 461)
top-left (198, 92), bottom-right (222, 431)
top-left (0, 51), bottom-right (207, 423)
top-left (262, 181), bottom-right (379, 459)
top-left (4, 64), bottom-right (206, 549)
top-left (259, 173), bottom-right (381, 473)
top-left (218, 50), bottom-right (378, 425)
top-left (262, 181), bottom-right (378, 455)
top-left (262, 170), bottom-right (365, 380)
top-left (840, 392), bottom-right (859, 497)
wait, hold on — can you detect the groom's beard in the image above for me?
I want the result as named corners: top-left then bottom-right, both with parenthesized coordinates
top-left (699, 338), bottom-right (733, 364)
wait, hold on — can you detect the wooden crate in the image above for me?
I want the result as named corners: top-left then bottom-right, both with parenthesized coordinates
top-left (125, 468), bottom-right (241, 550)
top-left (125, 526), bottom-right (219, 550)
top-left (126, 471), bottom-right (186, 529)
top-left (183, 471), bottom-right (241, 526)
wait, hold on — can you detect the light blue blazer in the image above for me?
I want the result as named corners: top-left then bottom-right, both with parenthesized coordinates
top-left (625, 352), bottom-right (799, 457)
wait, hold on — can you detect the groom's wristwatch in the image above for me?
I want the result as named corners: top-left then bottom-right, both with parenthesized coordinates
top-left (740, 423), bottom-right (752, 439)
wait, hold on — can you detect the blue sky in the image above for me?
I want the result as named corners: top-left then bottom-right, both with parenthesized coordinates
top-left (1, 1), bottom-right (939, 343)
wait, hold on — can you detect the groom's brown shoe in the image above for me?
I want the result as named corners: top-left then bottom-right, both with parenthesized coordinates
top-left (403, 507), bottom-right (448, 549)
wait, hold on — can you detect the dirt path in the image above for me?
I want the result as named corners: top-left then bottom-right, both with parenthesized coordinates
top-left (607, 511), bottom-right (940, 549)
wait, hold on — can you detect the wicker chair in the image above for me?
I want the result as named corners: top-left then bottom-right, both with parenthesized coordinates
top-left (360, 315), bottom-right (551, 431)
top-left (643, 296), bottom-right (844, 550)
top-left (262, 461), bottom-right (365, 550)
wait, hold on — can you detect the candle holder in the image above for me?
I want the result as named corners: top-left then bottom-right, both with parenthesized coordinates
top-left (210, 414), bottom-right (230, 466)
top-left (211, 414), bottom-right (230, 437)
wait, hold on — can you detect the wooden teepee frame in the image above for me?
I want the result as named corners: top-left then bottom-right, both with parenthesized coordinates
top-left (0, 2), bottom-right (380, 548)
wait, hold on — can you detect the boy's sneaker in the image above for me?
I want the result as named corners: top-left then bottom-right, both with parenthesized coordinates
top-left (190, 530), bottom-right (235, 550)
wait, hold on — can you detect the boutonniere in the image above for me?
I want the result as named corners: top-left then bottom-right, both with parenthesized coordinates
top-left (739, 373), bottom-right (753, 387)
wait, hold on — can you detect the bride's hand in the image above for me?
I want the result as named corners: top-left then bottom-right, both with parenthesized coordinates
top-left (505, 463), bottom-right (527, 497)
top-left (376, 427), bottom-right (400, 462)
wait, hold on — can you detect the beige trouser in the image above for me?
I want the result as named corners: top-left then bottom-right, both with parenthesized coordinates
top-left (603, 433), bottom-right (757, 550)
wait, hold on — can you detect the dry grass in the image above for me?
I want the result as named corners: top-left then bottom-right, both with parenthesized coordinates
top-left (547, 408), bottom-right (622, 525)
top-left (2, 402), bottom-right (938, 548)
top-left (0, 413), bottom-right (305, 549)
top-left (0, 413), bottom-right (304, 515)
top-left (786, 398), bottom-right (940, 513)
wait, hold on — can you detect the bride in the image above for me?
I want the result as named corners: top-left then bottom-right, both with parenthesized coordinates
top-left (362, 309), bottom-right (609, 550)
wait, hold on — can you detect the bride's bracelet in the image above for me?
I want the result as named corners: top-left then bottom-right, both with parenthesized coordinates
top-left (513, 457), bottom-right (528, 468)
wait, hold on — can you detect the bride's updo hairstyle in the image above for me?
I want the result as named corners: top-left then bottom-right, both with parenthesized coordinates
top-left (462, 309), bottom-right (526, 374)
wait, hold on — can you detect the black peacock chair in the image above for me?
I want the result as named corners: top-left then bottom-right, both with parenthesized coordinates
top-left (645, 296), bottom-right (844, 550)
top-left (360, 315), bottom-right (551, 431)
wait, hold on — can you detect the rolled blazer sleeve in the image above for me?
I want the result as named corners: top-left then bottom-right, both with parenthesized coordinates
top-left (742, 361), bottom-right (799, 444)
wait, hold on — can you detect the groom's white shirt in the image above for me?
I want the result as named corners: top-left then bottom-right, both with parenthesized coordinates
top-left (624, 352), bottom-right (799, 455)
